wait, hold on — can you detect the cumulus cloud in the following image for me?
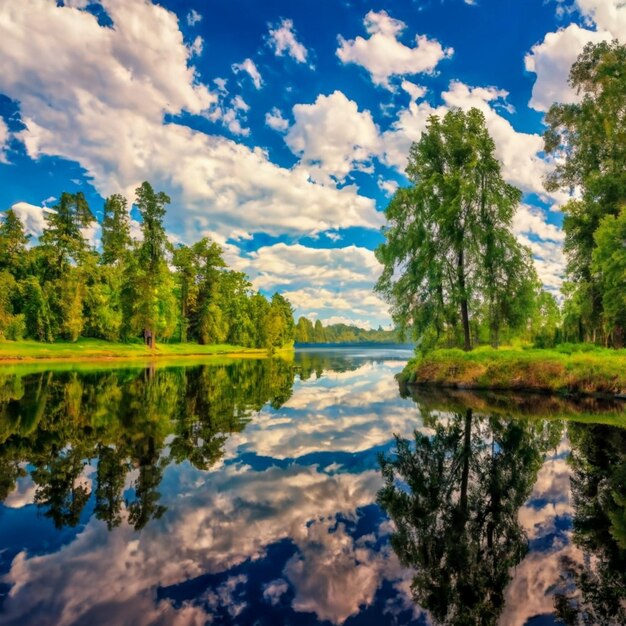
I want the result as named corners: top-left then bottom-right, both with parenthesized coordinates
top-left (525, 24), bottom-right (609, 112)
top-left (186, 9), bottom-right (202, 26)
top-left (10, 201), bottom-right (54, 238)
top-left (231, 57), bottom-right (263, 89)
top-left (265, 107), bottom-right (289, 132)
top-left (233, 242), bottom-right (390, 327)
top-left (0, 0), bottom-right (382, 240)
top-left (575, 0), bottom-right (626, 40)
top-left (267, 18), bottom-right (309, 64)
top-left (337, 10), bottom-right (453, 89)
top-left (285, 91), bottom-right (381, 183)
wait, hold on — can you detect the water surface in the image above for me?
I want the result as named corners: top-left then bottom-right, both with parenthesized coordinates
top-left (0, 347), bottom-right (624, 625)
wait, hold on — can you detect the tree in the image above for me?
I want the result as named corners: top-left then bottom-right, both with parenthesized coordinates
top-left (376, 108), bottom-right (530, 352)
top-left (40, 191), bottom-right (94, 273)
top-left (531, 289), bottom-right (562, 348)
top-left (591, 208), bottom-right (626, 347)
top-left (543, 41), bottom-right (626, 344)
top-left (21, 276), bottom-right (53, 342)
top-left (172, 244), bottom-right (197, 343)
top-left (0, 209), bottom-right (30, 276)
top-left (101, 193), bottom-right (131, 265)
top-left (266, 293), bottom-right (295, 350)
top-left (129, 182), bottom-right (176, 346)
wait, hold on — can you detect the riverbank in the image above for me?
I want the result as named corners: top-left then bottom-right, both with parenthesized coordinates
top-left (400, 347), bottom-right (626, 397)
top-left (0, 339), bottom-right (292, 363)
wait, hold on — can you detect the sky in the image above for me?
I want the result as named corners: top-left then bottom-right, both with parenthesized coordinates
top-left (0, 0), bottom-right (624, 330)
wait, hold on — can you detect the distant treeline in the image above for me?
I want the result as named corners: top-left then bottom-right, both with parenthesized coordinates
top-left (0, 182), bottom-right (295, 349)
top-left (295, 317), bottom-right (399, 344)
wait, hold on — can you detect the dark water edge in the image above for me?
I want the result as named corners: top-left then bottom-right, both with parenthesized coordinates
top-left (0, 346), bottom-right (624, 625)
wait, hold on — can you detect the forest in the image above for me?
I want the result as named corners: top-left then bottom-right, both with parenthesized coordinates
top-left (294, 317), bottom-right (398, 344)
top-left (377, 41), bottom-right (626, 353)
top-left (0, 182), bottom-right (295, 350)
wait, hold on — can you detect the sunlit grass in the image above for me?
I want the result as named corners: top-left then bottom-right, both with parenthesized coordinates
top-left (0, 338), bottom-right (289, 363)
top-left (402, 345), bottom-right (626, 396)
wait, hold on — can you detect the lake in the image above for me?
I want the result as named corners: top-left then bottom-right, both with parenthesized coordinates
top-left (0, 346), bottom-right (624, 625)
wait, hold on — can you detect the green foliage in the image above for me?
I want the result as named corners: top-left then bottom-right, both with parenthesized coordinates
top-left (376, 108), bottom-right (537, 352)
top-left (294, 316), bottom-right (398, 343)
top-left (0, 182), bottom-right (295, 349)
top-left (39, 191), bottom-right (94, 273)
top-left (544, 41), bottom-right (626, 345)
top-left (101, 193), bottom-right (131, 265)
top-left (21, 276), bottom-right (53, 342)
top-left (592, 207), bottom-right (626, 345)
top-left (0, 209), bottom-right (30, 277)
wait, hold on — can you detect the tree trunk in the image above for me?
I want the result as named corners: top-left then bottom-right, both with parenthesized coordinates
top-left (459, 409), bottom-right (472, 515)
top-left (457, 247), bottom-right (472, 351)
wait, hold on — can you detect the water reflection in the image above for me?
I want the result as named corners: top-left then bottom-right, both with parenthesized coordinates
top-left (0, 350), bottom-right (624, 625)
top-left (379, 408), bottom-right (561, 625)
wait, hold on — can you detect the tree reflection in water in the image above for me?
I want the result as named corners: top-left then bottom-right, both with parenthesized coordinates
top-left (378, 405), bottom-right (562, 625)
top-left (0, 357), bottom-right (297, 531)
top-left (553, 422), bottom-right (626, 625)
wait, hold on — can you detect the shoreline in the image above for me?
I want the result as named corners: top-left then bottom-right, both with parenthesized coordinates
top-left (0, 340), bottom-right (294, 365)
top-left (400, 347), bottom-right (626, 399)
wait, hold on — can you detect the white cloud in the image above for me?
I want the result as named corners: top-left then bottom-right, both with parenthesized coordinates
top-left (10, 202), bottom-right (53, 238)
top-left (575, 0), bottom-right (626, 40)
top-left (231, 57), bottom-right (263, 89)
top-left (337, 10), bottom-right (453, 89)
top-left (525, 24), bottom-right (609, 112)
top-left (268, 18), bottom-right (309, 64)
top-left (265, 107), bottom-right (289, 132)
top-left (286, 91), bottom-right (381, 184)
top-left (188, 35), bottom-right (203, 57)
top-left (513, 204), bottom-right (565, 243)
top-left (232, 243), bottom-right (390, 327)
top-left (400, 80), bottom-right (427, 102)
top-left (512, 204), bottom-right (566, 290)
top-left (377, 177), bottom-right (398, 196)
top-left (0, 0), bottom-right (382, 240)
top-left (186, 9), bottom-right (202, 27)
top-left (0, 116), bottom-right (9, 163)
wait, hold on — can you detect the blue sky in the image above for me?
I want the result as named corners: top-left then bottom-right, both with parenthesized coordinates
top-left (0, 0), bottom-right (623, 328)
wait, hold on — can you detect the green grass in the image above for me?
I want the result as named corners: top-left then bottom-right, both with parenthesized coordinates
top-left (401, 345), bottom-right (626, 396)
top-left (0, 338), bottom-right (291, 362)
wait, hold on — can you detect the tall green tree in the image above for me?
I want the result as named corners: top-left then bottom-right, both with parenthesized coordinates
top-left (376, 108), bottom-right (531, 351)
top-left (0, 209), bottom-right (30, 276)
top-left (40, 191), bottom-right (94, 273)
top-left (101, 193), bottom-right (132, 266)
top-left (543, 41), bottom-right (626, 344)
top-left (125, 182), bottom-right (177, 346)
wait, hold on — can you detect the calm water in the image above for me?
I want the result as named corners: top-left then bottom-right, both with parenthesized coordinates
top-left (0, 347), bottom-right (624, 625)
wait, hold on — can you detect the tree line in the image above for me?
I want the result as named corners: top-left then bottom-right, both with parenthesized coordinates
top-left (375, 107), bottom-right (559, 351)
top-left (294, 317), bottom-right (398, 344)
top-left (0, 182), bottom-right (295, 349)
top-left (376, 41), bottom-right (626, 351)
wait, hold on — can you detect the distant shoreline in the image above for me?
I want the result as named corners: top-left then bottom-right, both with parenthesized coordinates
top-left (400, 347), bottom-right (626, 399)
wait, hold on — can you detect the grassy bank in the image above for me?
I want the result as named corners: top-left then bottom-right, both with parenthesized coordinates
top-left (0, 338), bottom-right (292, 363)
top-left (401, 346), bottom-right (626, 397)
